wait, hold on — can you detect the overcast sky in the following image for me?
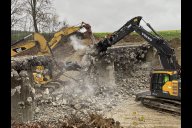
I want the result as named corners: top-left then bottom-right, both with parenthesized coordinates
top-left (53, 0), bottom-right (181, 32)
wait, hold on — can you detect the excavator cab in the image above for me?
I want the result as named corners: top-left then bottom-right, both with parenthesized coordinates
top-left (150, 70), bottom-right (181, 100)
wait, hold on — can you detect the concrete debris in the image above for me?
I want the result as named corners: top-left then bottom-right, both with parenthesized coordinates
top-left (27, 97), bottom-right (33, 103)
top-left (34, 84), bottom-right (41, 88)
top-left (17, 101), bottom-right (25, 109)
top-left (15, 86), bottom-right (21, 94)
top-left (55, 94), bottom-right (63, 101)
top-left (11, 89), bottom-right (16, 96)
top-left (11, 85), bottom-right (22, 96)
top-left (11, 42), bottom-right (153, 124)
top-left (19, 70), bottom-right (29, 77)
top-left (11, 66), bottom-right (36, 122)
top-left (31, 87), bottom-right (36, 95)
top-left (64, 61), bottom-right (82, 71)
top-left (11, 69), bottom-right (19, 78)
top-left (35, 107), bottom-right (40, 113)
top-left (43, 88), bottom-right (49, 95)
top-left (12, 113), bottom-right (123, 128)
top-left (87, 43), bottom-right (152, 97)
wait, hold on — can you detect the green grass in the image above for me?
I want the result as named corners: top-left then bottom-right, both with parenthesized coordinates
top-left (93, 30), bottom-right (181, 40)
top-left (12, 30), bottom-right (181, 43)
top-left (11, 31), bottom-right (54, 43)
top-left (11, 32), bottom-right (32, 42)
top-left (93, 32), bottom-right (112, 38)
top-left (155, 30), bottom-right (181, 40)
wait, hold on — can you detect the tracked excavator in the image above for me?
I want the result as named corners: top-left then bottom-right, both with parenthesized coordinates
top-left (93, 16), bottom-right (181, 114)
top-left (11, 22), bottom-right (94, 57)
top-left (11, 22), bottom-right (94, 85)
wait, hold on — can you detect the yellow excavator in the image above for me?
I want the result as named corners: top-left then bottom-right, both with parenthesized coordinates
top-left (11, 22), bottom-right (94, 85)
top-left (11, 22), bottom-right (93, 57)
top-left (94, 16), bottom-right (181, 114)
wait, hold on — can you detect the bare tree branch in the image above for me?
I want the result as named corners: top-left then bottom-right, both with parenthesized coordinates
top-left (11, 0), bottom-right (66, 33)
top-left (22, 0), bottom-right (56, 32)
top-left (11, 0), bottom-right (24, 28)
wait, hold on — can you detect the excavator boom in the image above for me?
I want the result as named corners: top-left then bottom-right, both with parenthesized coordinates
top-left (95, 16), bottom-right (142, 52)
top-left (95, 16), bottom-right (180, 72)
top-left (48, 26), bottom-right (82, 49)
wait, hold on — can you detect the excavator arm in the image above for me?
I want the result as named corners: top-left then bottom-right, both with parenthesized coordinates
top-left (94, 16), bottom-right (180, 72)
top-left (132, 23), bottom-right (180, 71)
top-left (48, 22), bottom-right (94, 49)
top-left (95, 16), bottom-right (142, 52)
top-left (48, 25), bottom-right (83, 49)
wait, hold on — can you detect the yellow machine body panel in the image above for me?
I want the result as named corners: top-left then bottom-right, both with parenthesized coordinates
top-left (151, 70), bottom-right (180, 100)
top-left (33, 33), bottom-right (50, 54)
top-left (32, 66), bottom-right (51, 84)
top-left (152, 70), bottom-right (177, 75)
top-left (11, 41), bottom-right (36, 57)
top-left (162, 80), bottom-right (179, 96)
top-left (48, 26), bottom-right (82, 49)
top-left (35, 65), bottom-right (45, 71)
top-left (11, 33), bottom-right (49, 57)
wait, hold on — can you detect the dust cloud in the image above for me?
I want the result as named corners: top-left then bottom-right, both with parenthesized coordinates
top-left (69, 35), bottom-right (87, 50)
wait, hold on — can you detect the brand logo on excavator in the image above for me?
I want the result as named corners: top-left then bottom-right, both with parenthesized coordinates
top-left (134, 18), bottom-right (138, 22)
top-left (141, 33), bottom-right (152, 42)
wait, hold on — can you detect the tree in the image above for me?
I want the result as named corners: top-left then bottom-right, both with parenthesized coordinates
top-left (11, 0), bottom-right (67, 32)
top-left (11, 0), bottom-right (24, 28)
top-left (50, 14), bottom-right (61, 32)
top-left (24, 0), bottom-right (55, 32)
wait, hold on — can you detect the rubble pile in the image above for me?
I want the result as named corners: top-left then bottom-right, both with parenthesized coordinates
top-left (32, 78), bottom-right (124, 122)
top-left (12, 114), bottom-right (123, 128)
top-left (92, 43), bottom-right (152, 96)
top-left (11, 69), bottom-right (35, 122)
top-left (11, 43), bottom-right (154, 124)
top-left (11, 55), bottom-right (56, 122)
top-left (11, 55), bottom-right (54, 71)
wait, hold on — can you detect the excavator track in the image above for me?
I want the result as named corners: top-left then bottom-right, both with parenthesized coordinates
top-left (136, 91), bottom-right (181, 115)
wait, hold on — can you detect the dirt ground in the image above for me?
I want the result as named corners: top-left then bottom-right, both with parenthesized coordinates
top-left (105, 97), bottom-right (180, 128)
